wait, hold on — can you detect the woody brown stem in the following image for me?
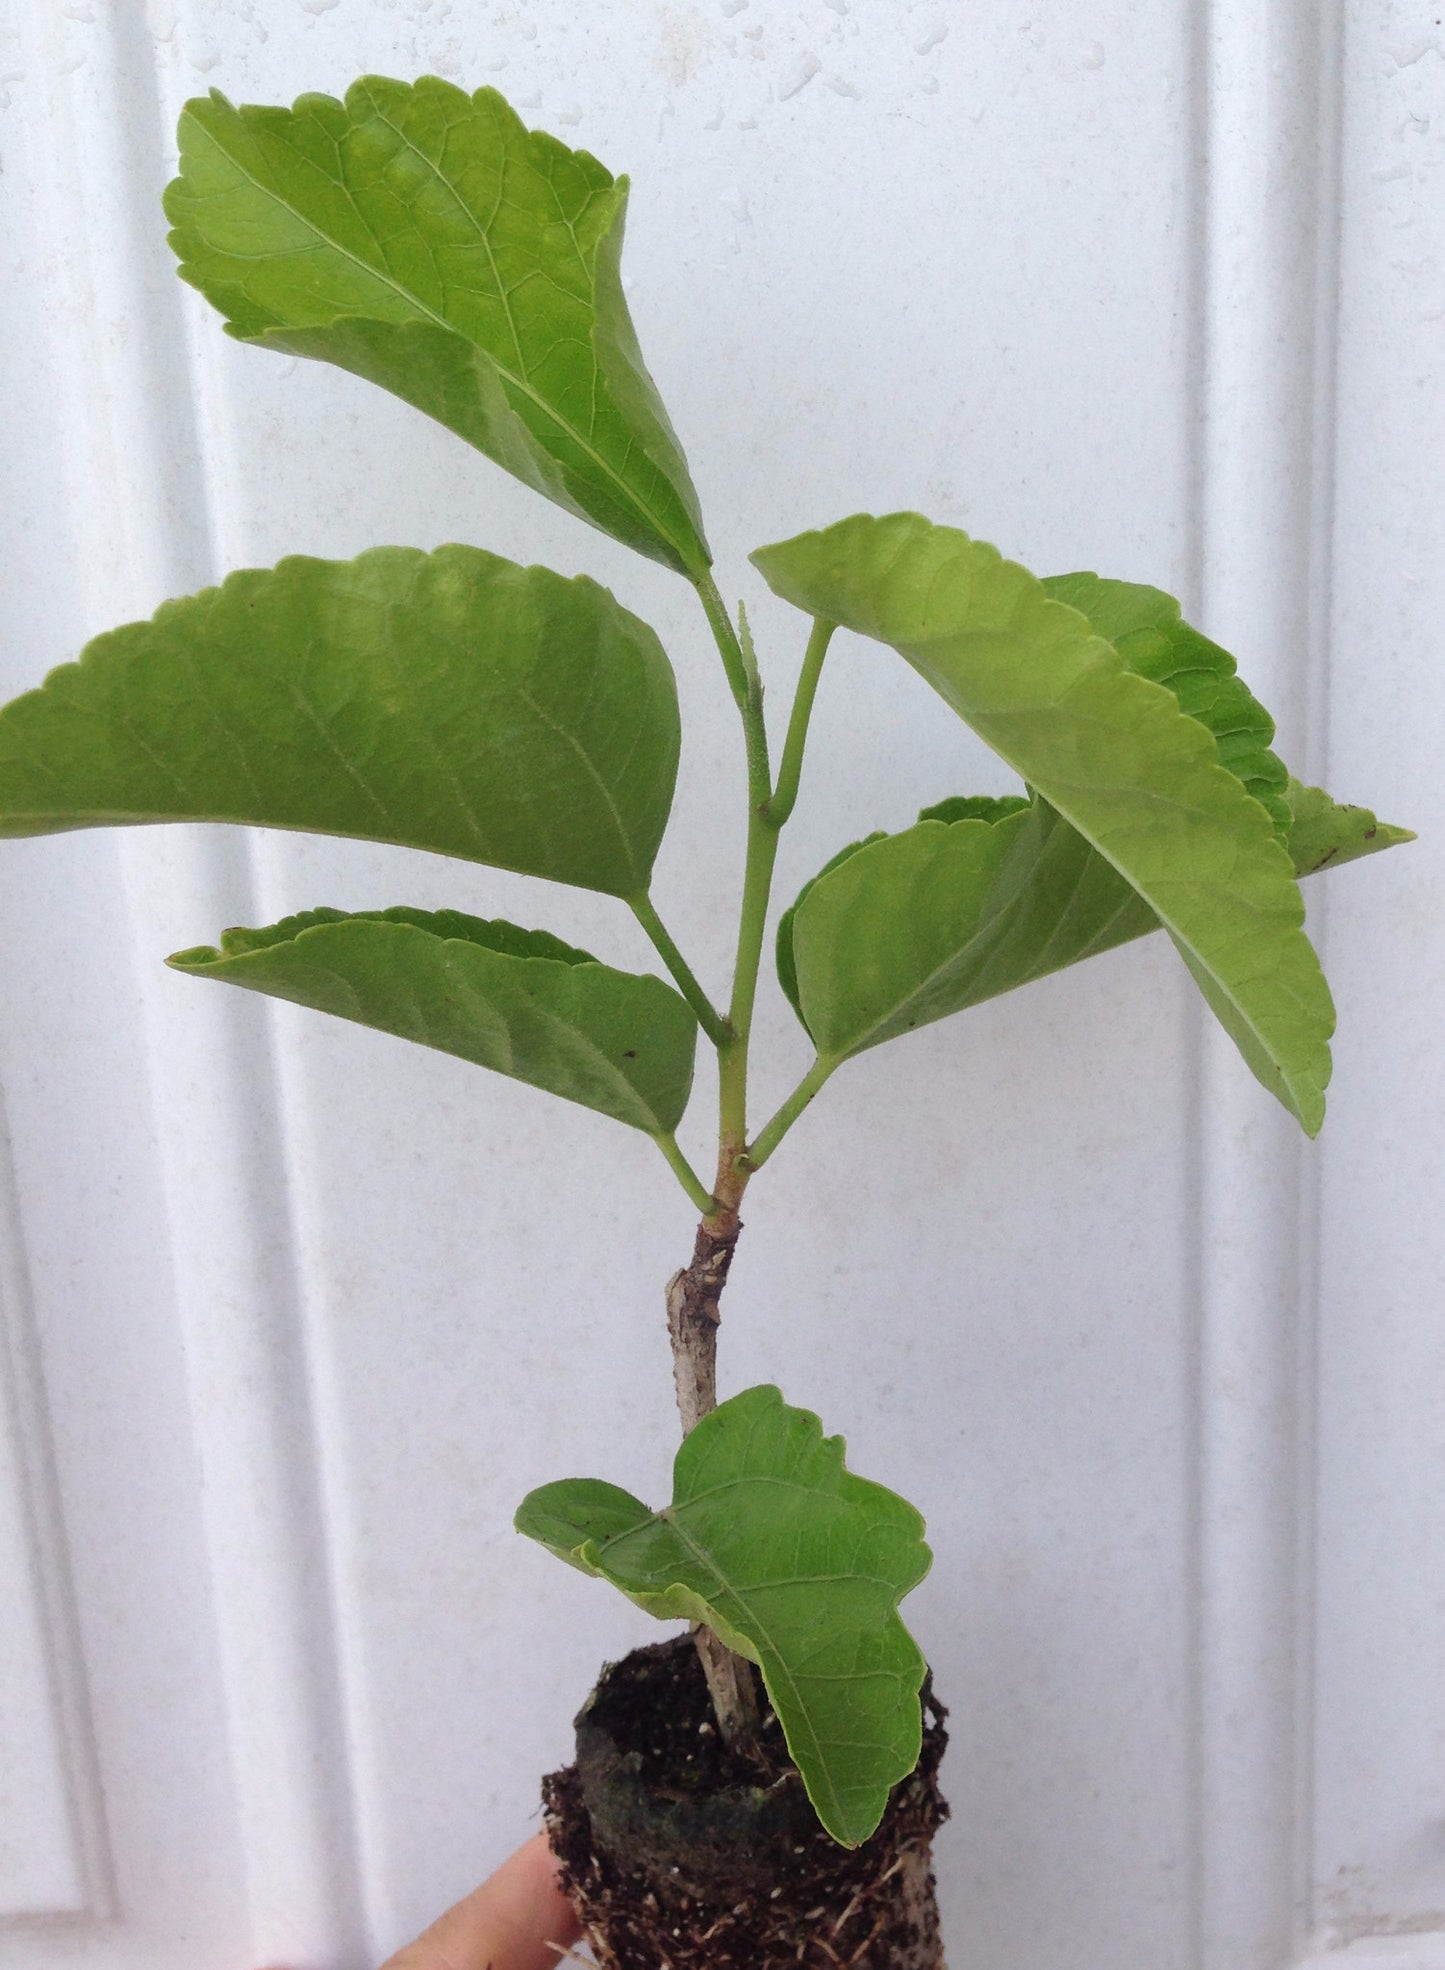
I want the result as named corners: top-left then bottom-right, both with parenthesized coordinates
top-left (666, 1208), bottom-right (738, 1433)
top-left (666, 1190), bottom-right (761, 1752)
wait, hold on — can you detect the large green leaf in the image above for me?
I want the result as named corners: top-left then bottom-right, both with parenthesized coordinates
top-left (0, 544), bottom-right (679, 899)
top-left (169, 906), bottom-right (696, 1134)
top-left (779, 782), bottom-right (1408, 1064)
top-left (752, 513), bottom-right (1335, 1133)
top-left (165, 78), bottom-right (710, 577)
top-left (773, 570), bottom-right (1410, 1066)
top-left (516, 1383), bottom-right (931, 1848)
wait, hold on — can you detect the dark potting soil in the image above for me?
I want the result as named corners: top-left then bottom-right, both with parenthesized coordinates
top-left (543, 1635), bottom-right (949, 1969)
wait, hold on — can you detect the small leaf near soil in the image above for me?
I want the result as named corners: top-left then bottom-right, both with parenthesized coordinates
top-left (166, 78), bottom-right (710, 576)
top-left (0, 544), bottom-right (679, 899)
top-left (170, 907), bottom-right (697, 1135)
top-left (516, 1383), bottom-right (931, 1848)
top-left (752, 513), bottom-right (1335, 1132)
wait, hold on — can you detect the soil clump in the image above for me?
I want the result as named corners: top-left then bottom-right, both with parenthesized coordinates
top-left (544, 1634), bottom-right (949, 1969)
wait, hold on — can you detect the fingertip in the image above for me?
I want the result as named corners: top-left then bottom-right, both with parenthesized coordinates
top-left (386, 1832), bottom-right (580, 1970)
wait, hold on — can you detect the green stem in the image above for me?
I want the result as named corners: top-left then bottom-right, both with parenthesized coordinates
top-left (696, 569), bottom-right (753, 712)
top-left (697, 600), bottom-right (838, 1173)
top-left (765, 619), bottom-right (835, 828)
top-left (693, 581), bottom-right (780, 1169)
top-left (696, 576), bottom-right (771, 808)
top-left (654, 1132), bottom-right (718, 1215)
top-left (745, 1055), bottom-right (836, 1171)
top-left (717, 792), bottom-right (782, 1157)
top-left (629, 893), bottom-right (729, 1048)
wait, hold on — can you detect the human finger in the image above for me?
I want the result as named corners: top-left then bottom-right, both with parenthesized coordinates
top-left (380, 1832), bottom-right (581, 1970)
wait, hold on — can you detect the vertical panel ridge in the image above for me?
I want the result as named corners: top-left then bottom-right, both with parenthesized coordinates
top-left (1188, 0), bottom-right (1344, 1963)
top-left (33, 8), bottom-right (370, 1961)
top-left (0, 1089), bottom-right (114, 1923)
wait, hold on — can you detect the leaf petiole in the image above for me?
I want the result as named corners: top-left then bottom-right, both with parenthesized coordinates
top-left (694, 580), bottom-right (778, 1166)
top-left (695, 569), bottom-right (754, 716)
top-left (653, 1131), bottom-right (719, 1214)
top-left (744, 1054), bottom-right (836, 1171)
top-left (717, 707), bottom-right (780, 1155)
top-left (765, 618), bottom-right (835, 829)
top-left (629, 893), bottom-right (730, 1047)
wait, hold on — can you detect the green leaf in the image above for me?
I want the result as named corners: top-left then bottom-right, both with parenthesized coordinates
top-left (787, 800), bottom-right (1158, 1059)
top-left (0, 544), bottom-right (679, 899)
top-left (775, 833), bottom-right (886, 1034)
top-left (165, 79), bottom-right (710, 577)
top-left (752, 513), bottom-right (1335, 1134)
top-left (783, 776), bottom-right (1412, 1067)
top-left (169, 906), bottom-right (696, 1134)
top-left (516, 1383), bottom-right (931, 1848)
top-left (774, 797), bottom-right (1032, 1038)
top-left (916, 794), bottom-right (1032, 827)
top-left (1040, 572), bottom-right (1291, 830)
top-left (1283, 777), bottom-right (1415, 875)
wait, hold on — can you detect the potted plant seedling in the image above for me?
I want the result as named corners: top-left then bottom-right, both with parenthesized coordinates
top-left (0, 77), bottom-right (1410, 1970)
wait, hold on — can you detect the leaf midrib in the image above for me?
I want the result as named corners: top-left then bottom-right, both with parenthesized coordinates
top-left (589, 1481), bottom-right (918, 1833)
top-left (189, 111), bottom-right (686, 564)
top-left (369, 923), bottom-right (677, 1131)
top-left (365, 90), bottom-right (535, 381)
top-left (515, 685), bottom-right (639, 891)
top-left (654, 1502), bottom-right (838, 1828)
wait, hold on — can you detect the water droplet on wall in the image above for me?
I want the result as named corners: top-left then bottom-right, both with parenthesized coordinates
top-left (912, 21), bottom-right (947, 55)
top-left (299, 0), bottom-right (340, 14)
top-left (1080, 41), bottom-right (1105, 69)
top-left (719, 0), bottom-right (748, 15)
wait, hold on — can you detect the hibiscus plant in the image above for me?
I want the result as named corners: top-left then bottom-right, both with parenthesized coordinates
top-left (0, 77), bottom-right (1409, 1869)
